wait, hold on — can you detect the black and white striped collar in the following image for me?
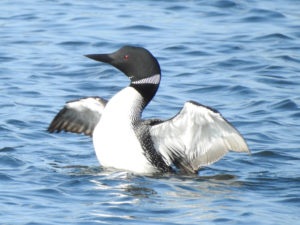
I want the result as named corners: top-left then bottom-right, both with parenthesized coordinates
top-left (130, 74), bottom-right (161, 107)
top-left (131, 74), bottom-right (160, 85)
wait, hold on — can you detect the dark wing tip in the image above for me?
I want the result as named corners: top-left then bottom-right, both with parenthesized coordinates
top-left (47, 97), bottom-right (106, 137)
top-left (47, 107), bottom-right (67, 133)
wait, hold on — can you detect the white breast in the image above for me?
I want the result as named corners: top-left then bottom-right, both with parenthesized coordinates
top-left (92, 87), bottom-right (156, 173)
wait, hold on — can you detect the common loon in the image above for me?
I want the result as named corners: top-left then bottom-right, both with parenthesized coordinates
top-left (48, 46), bottom-right (249, 174)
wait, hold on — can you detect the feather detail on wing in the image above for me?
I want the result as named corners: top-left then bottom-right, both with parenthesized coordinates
top-left (48, 97), bottom-right (107, 137)
top-left (149, 101), bottom-right (250, 173)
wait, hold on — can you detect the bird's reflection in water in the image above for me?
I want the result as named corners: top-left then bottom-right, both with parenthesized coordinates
top-left (89, 167), bottom-right (244, 200)
top-left (64, 166), bottom-right (247, 223)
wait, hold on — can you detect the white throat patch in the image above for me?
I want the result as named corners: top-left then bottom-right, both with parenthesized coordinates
top-left (132, 74), bottom-right (160, 85)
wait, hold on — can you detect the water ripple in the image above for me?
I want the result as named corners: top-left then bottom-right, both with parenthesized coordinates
top-left (271, 99), bottom-right (299, 111)
top-left (0, 155), bottom-right (25, 167)
top-left (120, 25), bottom-right (160, 31)
top-left (258, 33), bottom-right (293, 40)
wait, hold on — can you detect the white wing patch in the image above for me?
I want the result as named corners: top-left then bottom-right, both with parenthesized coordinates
top-left (48, 97), bottom-right (107, 136)
top-left (150, 101), bottom-right (249, 173)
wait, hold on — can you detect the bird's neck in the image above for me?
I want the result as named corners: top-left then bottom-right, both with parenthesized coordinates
top-left (130, 73), bottom-right (161, 108)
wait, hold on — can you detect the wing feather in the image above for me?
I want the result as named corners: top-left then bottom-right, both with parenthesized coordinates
top-left (150, 101), bottom-right (249, 173)
top-left (48, 97), bottom-right (107, 137)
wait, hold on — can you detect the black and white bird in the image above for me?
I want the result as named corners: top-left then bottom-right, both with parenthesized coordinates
top-left (48, 46), bottom-right (249, 174)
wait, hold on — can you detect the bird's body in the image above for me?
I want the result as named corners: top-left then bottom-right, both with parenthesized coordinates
top-left (48, 46), bottom-right (249, 174)
top-left (93, 87), bottom-right (156, 173)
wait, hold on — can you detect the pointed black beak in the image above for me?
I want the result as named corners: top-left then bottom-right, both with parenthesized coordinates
top-left (85, 54), bottom-right (113, 63)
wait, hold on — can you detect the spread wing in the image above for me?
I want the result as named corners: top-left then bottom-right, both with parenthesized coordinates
top-left (48, 97), bottom-right (107, 137)
top-left (149, 101), bottom-right (250, 173)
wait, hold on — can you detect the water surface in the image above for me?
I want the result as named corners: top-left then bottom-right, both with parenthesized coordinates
top-left (1, 0), bottom-right (300, 224)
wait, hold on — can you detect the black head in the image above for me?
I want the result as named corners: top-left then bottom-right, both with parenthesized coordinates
top-left (85, 46), bottom-right (161, 82)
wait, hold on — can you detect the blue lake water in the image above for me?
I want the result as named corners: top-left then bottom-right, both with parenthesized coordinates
top-left (1, 0), bottom-right (300, 224)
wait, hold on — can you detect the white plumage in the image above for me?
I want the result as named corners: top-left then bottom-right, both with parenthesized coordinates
top-left (93, 87), bottom-right (156, 173)
top-left (150, 101), bottom-right (249, 172)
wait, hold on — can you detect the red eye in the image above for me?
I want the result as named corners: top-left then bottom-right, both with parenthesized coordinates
top-left (124, 55), bottom-right (129, 60)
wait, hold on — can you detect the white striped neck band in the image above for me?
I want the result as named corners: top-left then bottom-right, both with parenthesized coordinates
top-left (132, 74), bottom-right (160, 85)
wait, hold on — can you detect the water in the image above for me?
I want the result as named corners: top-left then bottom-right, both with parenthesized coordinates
top-left (1, 0), bottom-right (300, 224)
